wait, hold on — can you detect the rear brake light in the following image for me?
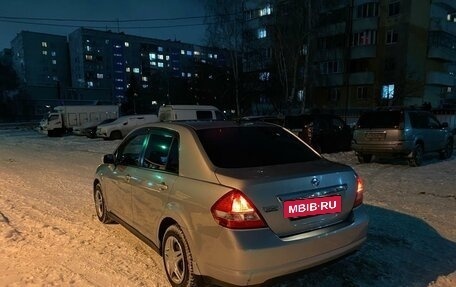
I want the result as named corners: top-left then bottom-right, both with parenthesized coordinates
top-left (211, 189), bottom-right (267, 229)
top-left (354, 176), bottom-right (364, 207)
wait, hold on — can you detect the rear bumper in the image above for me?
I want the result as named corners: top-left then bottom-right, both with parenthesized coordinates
top-left (352, 141), bottom-right (413, 156)
top-left (196, 206), bottom-right (368, 286)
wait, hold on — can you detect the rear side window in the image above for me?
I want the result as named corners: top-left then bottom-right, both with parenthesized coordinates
top-left (196, 110), bottom-right (213, 120)
top-left (196, 126), bottom-right (320, 168)
top-left (357, 111), bottom-right (402, 129)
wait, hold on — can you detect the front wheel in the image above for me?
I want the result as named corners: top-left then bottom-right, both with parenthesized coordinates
top-left (94, 183), bottom-right (112, 223)
top-left (162, 225), bottom-right (199, 287)
top-left (439, 139), bottom-right (453, 160)
top-left (408, 144), bottom-right (423, 167)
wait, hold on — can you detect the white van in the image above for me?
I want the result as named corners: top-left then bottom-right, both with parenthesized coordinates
top-left (96, 114), bottom-right (158, 140)
top-left (158, 105), bottom-right (224, 122)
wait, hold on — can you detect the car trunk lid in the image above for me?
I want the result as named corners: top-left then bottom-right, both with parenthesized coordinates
top-left (214, 159), bottom-right (358, 237)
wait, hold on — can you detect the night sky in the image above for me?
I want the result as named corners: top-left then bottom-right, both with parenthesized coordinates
top-left (0, 0), bottom-right (208, 50)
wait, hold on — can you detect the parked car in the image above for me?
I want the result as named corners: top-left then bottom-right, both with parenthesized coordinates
top-left (352, 108), bottom-right (453, 166)
top-left (158, 105), bottom-right (224, 121)
top-left (283, 114), bottom-right (353, 153)
top-left (96, 114), bottom-right (158, 140)
top-left (93, 121), bottom-right (368, 287)
top-left (82, 118), bottom-right (116, 138)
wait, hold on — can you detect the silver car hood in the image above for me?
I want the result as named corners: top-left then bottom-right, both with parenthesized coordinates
top-left (214, 159), bottom-right (358, 237)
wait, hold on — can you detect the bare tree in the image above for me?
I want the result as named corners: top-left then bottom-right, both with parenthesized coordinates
top-left (204, 0), bottom-right (243, 116)
top-left (270, 0), bottom-right (308, 114)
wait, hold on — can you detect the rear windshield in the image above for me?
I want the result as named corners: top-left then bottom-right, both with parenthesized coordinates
top-left (357, 111), bottom-right (403, 129)
top-left (196, 126), bottom-right (320, 168)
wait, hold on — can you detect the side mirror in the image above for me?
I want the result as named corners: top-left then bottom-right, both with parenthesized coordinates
top-left (103, 154), bottom-right (115, 164)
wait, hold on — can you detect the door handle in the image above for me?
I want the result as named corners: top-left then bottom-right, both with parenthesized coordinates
top-left (157, 182), bottom-right (168, 191)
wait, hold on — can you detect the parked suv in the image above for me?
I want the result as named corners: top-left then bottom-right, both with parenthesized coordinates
top-left (352, 109), bottom-right (453, 166)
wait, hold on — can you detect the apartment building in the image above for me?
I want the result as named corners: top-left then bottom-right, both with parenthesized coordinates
top-left (8, 28), bottom-right (229, 118)
top-left (243, 0), bottom-right (456, 114)
top-left (11, 31), bottom-right (71, 115)
top-left (69, 28), bottom-right (228, 112)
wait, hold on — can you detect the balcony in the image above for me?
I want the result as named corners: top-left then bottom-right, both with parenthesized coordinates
top-left (432, 0), bottom-right (456, 11)
top-left (428, 45), bottom-right (456, 61)
top-left (426, 71), bottom-right (455, 86)
top-left (314, 74), bottom-right (344, 87)
top-left (352, 17), bottom-right (379, 31)
top-left (350, 46), bottom-right (376, 59)
top-left (429, 19), bottom-right (456, 36)
top-left (349, 72), bottom-right (374, 85)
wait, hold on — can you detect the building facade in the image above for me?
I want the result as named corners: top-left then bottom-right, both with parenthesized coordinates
top-left (11, 31), bottom-right (71, 117)
top-left (9, 28), bottom-right (230, 118)
top-left (243, 0), bottom-right (456, 116)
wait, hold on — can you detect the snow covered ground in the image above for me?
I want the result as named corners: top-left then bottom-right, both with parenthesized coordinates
top-left (0, 126), bottom-right (455, 287)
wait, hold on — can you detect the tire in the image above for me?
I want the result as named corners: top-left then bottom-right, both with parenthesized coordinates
top-left (162, 225), bottom-right (199, 287)
top-left (439, 139), bottom-right (453, 160)
top-left (357, 154), bottom-right (373, 164)
top-left (109, 130), bottom-right (122, 140)
top-left (408, 144), bottom-right (424, 167)
top-left (94, 183), bottom-right (112, 223)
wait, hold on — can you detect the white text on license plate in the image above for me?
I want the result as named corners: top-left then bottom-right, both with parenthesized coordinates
top-left (283, 196), bottom-right (342, 218)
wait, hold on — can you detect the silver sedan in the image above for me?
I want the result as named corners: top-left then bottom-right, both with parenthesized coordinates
top-left (93, 121), bottom-right (368, 286)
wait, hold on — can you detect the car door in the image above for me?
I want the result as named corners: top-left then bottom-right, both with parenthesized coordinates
top-left (106, 132), bottom-right (149, 224)
top-left (426, 113), bottom-right (447, 151)
top-left (131, 129), bottom-right (179, 241)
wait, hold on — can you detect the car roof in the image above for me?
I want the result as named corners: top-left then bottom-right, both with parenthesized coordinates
top-left (137, 120), bottom-right (277, 131)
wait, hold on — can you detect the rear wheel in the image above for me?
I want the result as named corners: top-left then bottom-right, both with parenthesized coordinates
top-left (408, 144), bottom-right (423, 167)
top-left (357, 154), bottom-right (373, 164)
top-left (162, 225), bottom-right (199, 287)
top-left (439, 138), bottom-right (453, 160)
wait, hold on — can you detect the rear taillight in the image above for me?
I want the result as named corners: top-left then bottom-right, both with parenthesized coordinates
top-left (211, 189), bottom-right (267, 229)
top-left (354, 176), bottom-right (364, 207)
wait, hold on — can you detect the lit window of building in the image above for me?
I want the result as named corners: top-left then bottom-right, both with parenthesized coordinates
top-left (158, 62), bottom-right (164, 68)
top-left (258, 28), bottom-right (267, 39)
top-left (166, 55), bottom-right (170, 61)
top-left (41, 42), bottom-right (47, 48)
top-left (181, 50), bottom-right (185, 55)
top-left (194, 51), bottom-right (200, 56)
top-left (382, 84), bottom-right (395, 99)
top-left (52, 60), bottom-right (57, 65)
top-left (187, 51), bottom-right (192, 56)
top-left (158, 46), bottom-right (164, 52)
top-left (86, 45), bottom-right (91, 52)
top-left (187, 73), bottom-right (192, 77)
top-left (126, 67), bottom-right (131, 72)
top-left (88, 81), bottom-right (94, 88)
top-left (42, 51), bottom-right (48, 55)
top-left (209, 53), bottom-right (213, 58)
top-left (97, 73), bottom-right (104, 79)
top-left (149, 53), bottom-right (156, 60)
top-left (214, 54), bottom-right (218, 59)
top-left (85, 55), bottom-right (93, 60)
top-left (133, 68), bottom-right (140, 73)
top-left (352, 30), bottom-right (377, 46)
top-left (259, 72), bottom-right (270, 81)
top-left (124, 42), bottom-right (130, 47)
top-left (151, 61), bottom-right (157, 66)
top-left (158, 54), bottom-right (164, 60)
top-left (259, 3), bottom-right (272, 16)
top-left (182, 72), bottom-right (186, 77)
top-left (51, 51), bottom-right (56, 57)
top-left (142, 84), bottom-right (149, 88)
top-left (142, 76), bottom-right (148, 81)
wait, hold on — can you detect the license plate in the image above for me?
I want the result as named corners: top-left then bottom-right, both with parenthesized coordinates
top-left (365, 132), bottom-right (385, 140)
top-left (283, 196), bottom-right (342, 218)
